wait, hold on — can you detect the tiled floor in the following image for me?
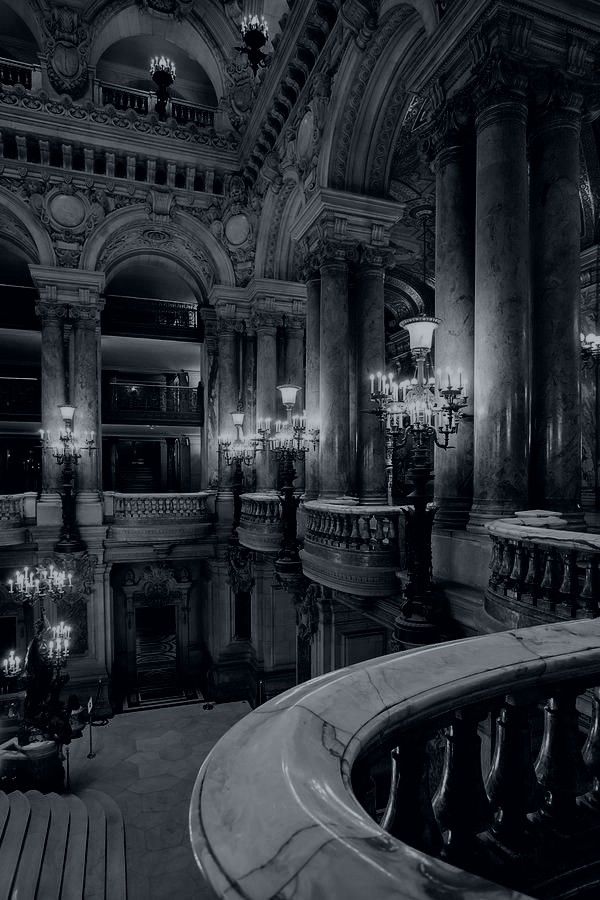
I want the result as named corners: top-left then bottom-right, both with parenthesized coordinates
top-left (68, 700), bottom-right (251, 900)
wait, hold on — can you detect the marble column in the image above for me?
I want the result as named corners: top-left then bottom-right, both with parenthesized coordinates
top-left (529, 92), bottom-right (583, 525)
top-left (468, 87), bottom-right (530, 530)
top-left (319, 248), bottom-right (351, 501)
top-left (355, 247), bottom-right (388, 504)
top-left (217, 317), bottom-right (240, 492)
top-left (71, 297), bottom-right (104, 518)
top-left (304, 268), bottom-right (320, 499)
top-left (434, 140), bottom-right (475, 529)
top-left (36, 300), bottom-right (67, 504)
top-left (254, 313), bottom-right (279, 491)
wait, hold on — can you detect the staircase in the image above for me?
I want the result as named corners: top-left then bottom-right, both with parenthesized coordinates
top-left (0, 788), bottom-right (127, 899)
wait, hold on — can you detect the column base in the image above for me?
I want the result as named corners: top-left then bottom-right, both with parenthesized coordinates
top-left (433, 498), bottom-right (472, 531)
top-left (36, 493), bottom-right (63, 526)
top-left (358, 493), bottom-right (388, 506)
top-left (317, 494), bottom-right (359, 505)
top-left (467, 500), bottom-right (527, 534)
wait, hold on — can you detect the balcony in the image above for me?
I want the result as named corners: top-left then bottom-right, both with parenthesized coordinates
top-left (485, 511), bottom-right (600, 628)
top-left (102, 296), bottom-right (202, 342)
top-left (237, 492), bottom-right (283, 554)
top-left (104, 382), bottom-right (203, 426)
top-left (300, 501), bottom-right (406, 597)
top-left (0, 56), bottom-right (41, 91)
top-left (191, 617), bottom-right (600, 900)
top-left (104, 491), bottom-right (213, 542)
top-left (96, 81), bottom-right (215, 128)
top-left (0, 377), bottom-right (40, 420)
top-left (0, 493), bottom-right (37, 546)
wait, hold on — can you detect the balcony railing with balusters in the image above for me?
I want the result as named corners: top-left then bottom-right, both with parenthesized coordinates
top-left (0, 377), bottom-right (40, 420)
top-left (301, 500), bottom-right (406, 597)
top-left (0, 492), bottom-right (37, 545)
top-left (104, 491), bottom-right (214, 540)
top-left (102, 295), bottom-right (201, 341)
top-left (238, 492), bottom-right (283, 554)
top-left (104, 382), bottom-right (203, 426)
top-left (485, 513), bottom-right (600, 628)
top-left (96, 80), bottom-right (215, 127)
top-left (190, 617), bottom-right (600, 900)
top-left (0, 56), bottom-right (41, 90)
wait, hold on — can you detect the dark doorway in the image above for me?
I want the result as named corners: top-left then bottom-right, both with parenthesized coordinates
top-left (135, 605), bottom-right (178, 700)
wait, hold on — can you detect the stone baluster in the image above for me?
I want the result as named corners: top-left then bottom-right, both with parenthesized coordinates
top-left (303, 261), bottom-right (320, 499)
top-left (529, 82), bottom-right (584, 526)
top-left (319, 242), bottom-right (353, 501)
top-left (539, 548), bottom-right (557, 611)
top-left (533, 689), bottom-right (582, 826)
top-left (433, 114), bottom-right (475, 530)
top-left (354, 245), bottom-right (390, 504)
top-left (557, 550), bottom-right (578, 617)
top-left (254, 310), bottom-right (279, 491)
top-left (581, 686), bottom-right (600, 810)
top-left (382, 739), bottom-right (442, 855)
top-left (579, 556), bottom-right (598, 618)
top-left (468, 64), bottom-right (530, 529)
top-left (486, 695), bottom-right (539, 845)
top-left (523, 545), bottom-right (540, 604)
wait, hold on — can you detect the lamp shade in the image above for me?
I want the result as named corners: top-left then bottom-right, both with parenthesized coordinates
top-left (59, 405), bottom-right (76, 422)
top-left (231, 411), bottom-right (245, 428)
top-left (399, 316), bottom-right (441, 352)
top-left (277, 384), bottom-right (301, 408)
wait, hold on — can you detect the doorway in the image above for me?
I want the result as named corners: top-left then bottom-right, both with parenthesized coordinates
top-left (134, 605), bottom-right (178, 701)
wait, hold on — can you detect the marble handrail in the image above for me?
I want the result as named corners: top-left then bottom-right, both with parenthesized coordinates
top-left (303, 500), bottom-right (404, 552)
top-left (190, 618), bottom-right (600, 899)
top-left (486, 514), bottom-right (600, 620)
top-left (104, 492), bottom-right (211, 520)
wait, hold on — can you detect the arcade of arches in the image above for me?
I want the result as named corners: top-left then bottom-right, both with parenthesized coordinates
top-left (1, 0), bottom-right (600, 892)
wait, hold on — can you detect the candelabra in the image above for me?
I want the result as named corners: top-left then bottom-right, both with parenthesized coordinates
top-left (237, 14), bottom-right (270, 75)
top-left (47, 622), bottom-right (71, 673)
top-left (2, 651), bottom-right (21, 677)
top-left (41, 405), bottom-right (95, 553)
top-left (581, 332), bottom-right (600, 363)
top-left (150, 55), bottom-right (176, 119)
top-left (218, 404), bottom-right (260, 536)
top-left (370, 316), bottom-right (468, 646)
top-left (257, 385), bottom-right (319, 583)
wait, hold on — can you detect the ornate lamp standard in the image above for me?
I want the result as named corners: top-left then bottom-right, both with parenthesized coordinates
top-left (218, 403), bottom-right (260, 536)
top-left (149, 56), bottom-right (176, 120)
top-left (257, 384), bottom-right (319, 585)
top-left (370, 315), bottom-right (467, 646)
top-left (41, 404), bottom-right (96, 553)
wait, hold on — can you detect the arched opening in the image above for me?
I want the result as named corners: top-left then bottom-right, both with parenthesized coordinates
top-left (0, 1), bottom-right (40, 66)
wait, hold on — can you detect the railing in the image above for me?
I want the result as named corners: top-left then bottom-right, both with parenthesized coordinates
top-left (238, 492), bottom-right (283, 554)
top-left (301, 500), bottom-right (406, 596)
top-left (485, 512), bottom-right (600, 627)
top-left (0, 56), bottom-right (40, 90)
top-left (97, 80), bottom-right (215, 127)
top-left (0, 492), bottom-right (36, 545)
top-left (104, 382), bottom-right (203, 425)
top-left (102, 296), bottom-right (201, 340)
top-left (104, 492), bottom-right (211, 521)
top-left (0, 377), bottom-right (40, 419)
top-left (190, 618), bottom-right (600, 900)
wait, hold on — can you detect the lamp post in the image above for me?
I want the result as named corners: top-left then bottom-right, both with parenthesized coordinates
top-left (257, 385), bottom-right (319, 586)
top-left (370, 316), bottom-right (467, 646)
top-left (41, 404), bottom-right (96, 553)
top-left (149, 56), bottom-right (176, 120)
top-left (218, 404), bottom-right (260, 537)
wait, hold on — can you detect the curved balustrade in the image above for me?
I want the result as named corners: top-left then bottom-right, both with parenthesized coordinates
top-left (485, 512), bottom-right (600, 627)
top-left (190, 618), bottom-right (600, 900)
top-left (104, 492), bottom-right (212, 530)
top-left (237, 492), bottom-right (282, 553)
top-left (301, 500), bottom-right (406, 596)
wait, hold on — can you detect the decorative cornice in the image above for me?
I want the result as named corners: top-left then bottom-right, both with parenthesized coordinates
top-left (290, 188), bottom-right (403, 247)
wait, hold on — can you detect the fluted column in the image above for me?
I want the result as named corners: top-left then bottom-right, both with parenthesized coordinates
top-left (304, 265), bottom-right (320, 499)
top-left (36, 300), bottom-right (68, 502)
top-left (217, 316), bottom-right (240, 492)
top-left (355, 246), bottom-right (389, 504)
top-left (319, 246), bottom-right (352, 500)
top-left (468, 75), bottom-right (530, 530)
top-left (254, 312), bottom-right (279, 491)
top-left (434, 137), bottom-right (475, 529)
top-left (529, 86), bottom-right (583, 525)
top-left (71, 297), bottom-right (104, 510)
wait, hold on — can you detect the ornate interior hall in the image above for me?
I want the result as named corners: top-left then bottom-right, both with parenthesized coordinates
top-left (1, 0), bottom-right (600, 898)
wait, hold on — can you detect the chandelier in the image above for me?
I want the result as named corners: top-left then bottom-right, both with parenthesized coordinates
top-left (581, 331), bottom-right (600, 362)
top-left (218, 404), bottom-right (259, 468)
top-left (237, 14), bottom-right (269, 76)
top-left (41, 404), bottom-right (96, 465)
top-left (257, 385), bottom-right (319, 463)
top-left (2, 650), bottom-right (21, 677)
top-left (149, 55), bottom-right (176, 119)
top-left (7, 564), bottom-right (74, 672)
top-left (370, 317), bottom-right (467, 450)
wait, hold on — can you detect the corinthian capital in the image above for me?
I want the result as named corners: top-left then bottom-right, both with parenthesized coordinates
top-left (473, 48), bottom-right (528, 114)
top-left (358, 244), bottom-right (398, 271)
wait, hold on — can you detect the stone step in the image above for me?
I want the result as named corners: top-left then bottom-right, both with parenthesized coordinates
top-left (12, 791), bottom-right (50, 898)
top-left (80, 789), bottom-right (127, 900)
top-left (0, 790), bottom-right (31, 900)
top-left (61, 793), bottom-right (90, 900)
top-left (36, 791), bottom-right (71, 900)
top-left (78, 789), bottom-right (107, 900)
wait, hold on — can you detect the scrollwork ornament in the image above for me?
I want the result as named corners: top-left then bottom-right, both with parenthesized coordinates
top-left (44, 6), bottom-right (90, 99)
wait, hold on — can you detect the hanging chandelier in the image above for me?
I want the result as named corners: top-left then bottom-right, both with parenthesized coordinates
top-left (370, 316), bottom-right (467, 449)
top-left (149, 55), bottom-right (176, 119)
top-left (237, 14), bottom-right (270, 76)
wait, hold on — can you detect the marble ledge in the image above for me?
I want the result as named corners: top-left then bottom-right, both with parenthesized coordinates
top-left (303, 500), bottom-right (410, 515)
top-left (189, 618), bottom-right (600, 900)
top-left (488, 512), bottom-right (600, 552)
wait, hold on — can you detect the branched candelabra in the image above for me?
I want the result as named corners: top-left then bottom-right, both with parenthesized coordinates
top-left (581, 331), bottom-right (600, 364)
top-left (237, 14), bottom-right (270, 75)
top-left (150, 55), bottom-right (176, 119)
top-left (218, 404), bottom-right (260, 536)
top-left (370, 316), bottom-right (468, 646)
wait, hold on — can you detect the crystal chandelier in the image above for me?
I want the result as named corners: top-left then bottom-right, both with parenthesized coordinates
top-left (237, 14), bottom-right (270, 76)
top-left (149, 55), bottom-right (176, 119)
top-left (370, 317), bottom-right (467, 450)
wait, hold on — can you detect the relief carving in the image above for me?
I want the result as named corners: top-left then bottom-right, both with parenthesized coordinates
top-left (44, 6), bottom-right (90, 99)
